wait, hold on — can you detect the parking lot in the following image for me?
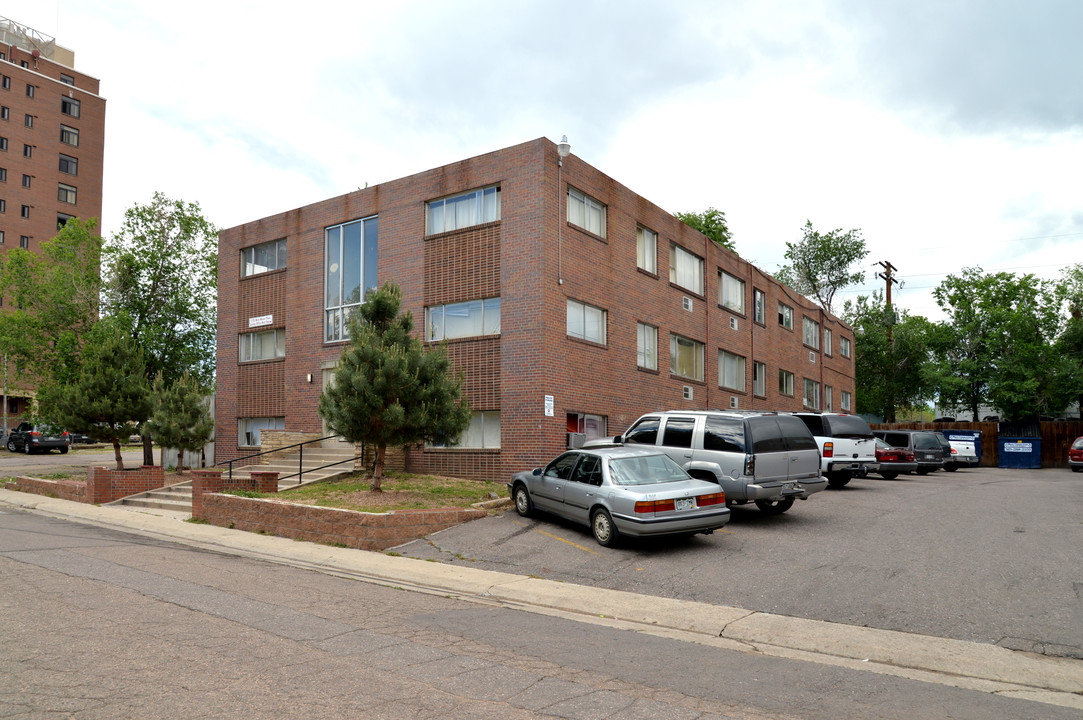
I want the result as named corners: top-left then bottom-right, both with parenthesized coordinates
top-left (396, 466), bottom-right (1082, 659)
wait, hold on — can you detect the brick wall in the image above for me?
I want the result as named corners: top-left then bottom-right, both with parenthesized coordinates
top-left (14, 476), bottom-right (87, 503)
top-left (85, 466), bottom-right (166, 504)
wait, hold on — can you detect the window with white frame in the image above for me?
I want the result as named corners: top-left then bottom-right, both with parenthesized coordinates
top-left (779, 369), bottom-right (795, 396)
top-left (754, 289), bottom-right (765, 324)
top-left (637, 322), bottom-right (657, 370)
top-left (242, 238), bottom-right (287, 277)
top-left (426, 297), bottom-right (500, 341)
top-left (636, 225), bottom-right (657, 273)
top-left (239, 329), bottom-right (285, 362)
top-left (669, 245), bottom-right (703, 295)
top-left (824, 385), bottom-right (833, 411)
top-left (567, 299), bottom-right (606, 343)
top-left (238, 417), bottom-right (284, 447)
top-left (719, 350), bottom-right (746, 391)
top-left (803, 378), bottom-right (820, 409)
top-left (824, 327), bottom-right (832, 355)
top-left (753, 361), bottom-right (767, 396)
top-left (325, 216), bottom-right (379, 342)
top-left (841, 336), bottom-right (852, 358)
top-left (430, 411), bottom-right (501, 448)
top-left (670, 334), bottom-right (704, 381)
top-left (841, 390), bottom-right (852, 411)
top-left (567, 187), bottom-right (606, 237)
top-left (719, 271), bottom-right (745, 313)
top-left (568, 412), bottom-right (607, 440)
top-left (803, 316), bottom-right (820, 349)
top-left (426, 185), bottom-right (500, 235)
top-left (778, 302), bottom-right (794, 329)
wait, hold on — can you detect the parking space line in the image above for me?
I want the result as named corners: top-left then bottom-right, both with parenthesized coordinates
top-left (532, 527), bottom-right (603, 556)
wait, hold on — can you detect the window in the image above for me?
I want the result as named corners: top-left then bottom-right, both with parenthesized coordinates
top-left (0, 231), bottom-right (4, 244)
top-left (719, 271), bottom-right (745, 313)
top-left (0, 76), bottom-right (8, 90)
top-left (57, 213), bottom-right (73, 231)
top-left (0, 106), bottom-right (7, 120)
top-left (239, 329), bottom-right (285, 362)
top-left (0, 199), bottom-right (5, 212)
top-left (426, 297), bottom-right (500, 341)
top-left (824, 385), bottom-right (833, 411)
top-left (24, 83), bottom-right (33, 98)
top-left (61, 96), bottom-right (80, 118)
top-left (669, 245), bottom-right (704, 295)
top-left (426, 185), bottom-right (500, 235)
top-left (567, 187), bottom-right (606, 237)
top-left (670, 334), bottom-right (704, 381)
top-left (21, 174), bottom-right (29, 188)
top-left (803, 378), bottom-right (821, 409)
top-left (20, 204), bottom-right (28, 218)
top-left (22, 144), bottom-right (30, 158)
top-left (60, 125), bottom-right (78, 146)
top-left (58, 154), bottom-right (77, 176)
top-left (0, 137), bottom-right (7, 151)
top-left (238, 417), bottom-right (284, 447)
top-left (242, 237), bottom-right (287, 277)
top-left (325, 216), bottom-right (379, 342)
top-left (719, 350), bottom-right (746, 391)
top-left (18, 235), bottom-right (27, 248)
top-left (841, 390), bottom-right (852, 411)
top-left (0, 168), bottom-right (6, 181)
top-left (637, 322), bottom-right (657, 370)
top-left (567, 412), bottom-right (607, 441)
top-left (624, 416), bottom-right (660, 444)
top-left (566, 299), bottom-right (606, 344)
top-left (636, 226), bottom-right (657, 273)
top-left (703, 415), bottom-right (747, 453)
top-left (19, 60), bottom-right (27, 68)
top-left (778, 302), bottom-right (794, 329)
top-left (23, 113), bottom-right (31, 128)
top-left (662, 417), bottom-right (696, 447)
top-left (841, 336), bottom-right (852, 358)
top-left (803, 316), bottom-right (820, 349)
top-left (779, 369), bottom-right (795, 396)
top-left (753, 361), bottom-right (767, 396)
top-left (60, 74), bottom-right (75, 86)
top-left (430, 411), bottom-right (501, 449)
top-left (824, 328), bottom-right (832, 356)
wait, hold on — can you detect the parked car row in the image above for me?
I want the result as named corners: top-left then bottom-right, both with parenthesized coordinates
top-left (4, 422), bottom-right (71, 454)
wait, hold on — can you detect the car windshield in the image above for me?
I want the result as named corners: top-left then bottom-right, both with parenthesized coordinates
top-left (1073, 437), bottom-right (1083, 450)
top-left (608, 454), bottom-right (691, 486)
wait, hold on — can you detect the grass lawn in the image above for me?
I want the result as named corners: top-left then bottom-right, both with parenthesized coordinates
top-left (273, 471), bottom-right (507, 513)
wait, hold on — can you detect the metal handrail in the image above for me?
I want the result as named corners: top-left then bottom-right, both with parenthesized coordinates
top-left (215, 435), bottom-right (363, 485)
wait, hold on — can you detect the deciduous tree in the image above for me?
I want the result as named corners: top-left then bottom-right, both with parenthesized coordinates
top-left (673, 207), bottom-right (736, 252)
top-left (776, 221), bottom-right (868, 316)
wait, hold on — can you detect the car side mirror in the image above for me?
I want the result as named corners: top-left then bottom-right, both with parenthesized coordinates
top-left (613, 435), bottom-right (623, 443)
top-left (532, 468), bottom-right (542, 476)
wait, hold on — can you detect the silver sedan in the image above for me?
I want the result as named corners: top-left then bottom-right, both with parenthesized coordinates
top-left (507, 446), bottom-right (730, 547)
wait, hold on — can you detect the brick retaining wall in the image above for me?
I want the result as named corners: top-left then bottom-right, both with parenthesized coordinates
top-left (15, 466), bottom-right (167, 505)
top-left (14, 476), bottom-right (87, 503)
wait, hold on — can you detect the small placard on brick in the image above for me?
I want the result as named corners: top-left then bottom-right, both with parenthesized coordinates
top-left (248, 314), bottom-right (273, 328)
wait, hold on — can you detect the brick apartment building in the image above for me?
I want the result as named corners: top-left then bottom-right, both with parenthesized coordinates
top-left (0, 17), bottom-right (105, 429)
top-left (217, 137), bottom-right (856, 481)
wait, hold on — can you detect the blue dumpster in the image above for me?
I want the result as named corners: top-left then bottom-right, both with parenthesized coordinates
top-left (998, 437), bottom-right (1041, 469)
top-left (943, 429), bottom-right (982, 464)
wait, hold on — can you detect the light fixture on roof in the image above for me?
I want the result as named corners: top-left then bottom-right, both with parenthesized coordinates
top-left (557, 135), bottom-right (571, 159)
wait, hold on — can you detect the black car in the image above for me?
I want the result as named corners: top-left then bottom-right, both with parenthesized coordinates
top-left (6, 422), bottom-right (71, 454)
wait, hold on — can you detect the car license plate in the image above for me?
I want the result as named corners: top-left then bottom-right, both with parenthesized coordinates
top-left (783, 482), bottom-right (796, 491)
top-left (675, 497), bottom-right (695, 511)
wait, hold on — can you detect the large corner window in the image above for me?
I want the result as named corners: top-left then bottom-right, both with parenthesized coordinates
top-left (719, 271), bottom-right (745, 313)
top-left (567, 187), bottom-right (606, 237)
top-left (239, 328), bottom-right (285, 362)
top-left (719, 350), bottom-right (746, 391)
top-left (426, 185), bottom-right (500, 235)
top-left (325, 216), bottom-right (379, 342)
top-left (238, 417), bottom-right (284, 447)
top-left (242, 238), bottom-right (287, 277)
top-left (567, 299), bottom-right (607, 344)
top-left (670, 334), bottom-right (704, 381)
top-left (669, 245), bottom-right (704, 295)
top-left (426, 297), bottom-right (500, 341)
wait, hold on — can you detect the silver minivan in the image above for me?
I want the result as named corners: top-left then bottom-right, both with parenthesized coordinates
top-left (613, 411), bottom-right (826, 514)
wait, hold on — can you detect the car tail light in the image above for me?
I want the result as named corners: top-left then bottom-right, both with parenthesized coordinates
top-left (29, 431), bottom-right (41, 437)
top-left (743, 453), bottom-right (755, 476)
top-left (823, 441), bottom-right (834, 458)
top-left (950, 447), bottom-right (958, 455)
top-left (696, 492), bottom-right (725, 506)
top-left (634, 499), bottom-right (676, 513)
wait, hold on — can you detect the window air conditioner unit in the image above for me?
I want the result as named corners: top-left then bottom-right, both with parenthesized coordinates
top-left (567, 432), bottom-right (586, 449)
top-left (729, 317), bottom-right (739, 330)
top-left (809, 351), bottom-right (817, 363)
top-left (683, 385), bottom-right (693, 400)
top-left (730, 396), bottom-right (739, 409)
top-left (682, 296), bottom-right (693, 312)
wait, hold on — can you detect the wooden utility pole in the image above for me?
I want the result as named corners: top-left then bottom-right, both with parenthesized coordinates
top-left (877, 261), bottom-right (899, 343)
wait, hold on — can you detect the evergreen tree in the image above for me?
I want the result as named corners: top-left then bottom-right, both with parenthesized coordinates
top-left (145, 371), bottom-right (214, 474)
top-left (44, 320), bottom-right (152, 470)
top-left (318, 282), bottom-right (472, 491)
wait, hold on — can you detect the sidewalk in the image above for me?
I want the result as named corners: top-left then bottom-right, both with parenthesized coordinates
top-left (2, 487), bottom-right (1080, 711)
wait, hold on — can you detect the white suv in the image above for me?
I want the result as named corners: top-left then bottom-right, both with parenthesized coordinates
top-left (610, 411), bottom-right (826, 515)
top-left (794, 413), bottom-right (878, 487)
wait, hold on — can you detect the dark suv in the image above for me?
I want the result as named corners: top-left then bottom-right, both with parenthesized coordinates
top-left (873, 430), bottom-right (944, 475)
top-left (6, 422), bottom-right (71, 454)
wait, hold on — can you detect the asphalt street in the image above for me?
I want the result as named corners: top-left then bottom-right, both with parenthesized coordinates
top-left (0, 446), bottom-right (145, 476)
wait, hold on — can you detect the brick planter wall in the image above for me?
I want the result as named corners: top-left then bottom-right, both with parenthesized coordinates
top-left (86, 465), bottom-right (167, 505)
top-left (14, 476), bottom-right (87, 503)
top-left (193, 489), bottom-right (487, 551)
top-left (191, 469), bottom-right (280, 518)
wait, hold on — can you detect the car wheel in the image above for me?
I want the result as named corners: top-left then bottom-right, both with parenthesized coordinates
top-left (591, 509), bottom-right (618, 547)
top-left (1072, 466), bottom-right (1081, 473)
top-left (6, 439), bottom-right (16, 452)
top-left (826, 472), bottom-right (850, 488)
top-left (943, 464), bottom-right (957, 472)
top-left (60, 446), bottom-right (69, 455)
top-left (755, 497), bottom-right (794, 515)
top-left (23, 442), bottom-right (32, 455)
top-left (879, 471), bottom-right (898, 480)
top-left (512, 484), bottom-right (532, 517)
top-left (916, 468), bottom-right (930, 475)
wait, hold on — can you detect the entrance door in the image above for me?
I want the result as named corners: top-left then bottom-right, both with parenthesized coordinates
top-left (320, 364), bottom-right (353, 449)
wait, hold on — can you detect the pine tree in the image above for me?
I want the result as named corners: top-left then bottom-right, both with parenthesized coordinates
top-left (44, 320), bottom-right (152, 470)
top-left (318, 281), bottom-right (472, 491)
top-left (145, 372), bottom-right (214, 474)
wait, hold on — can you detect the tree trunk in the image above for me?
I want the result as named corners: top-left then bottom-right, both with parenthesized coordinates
top-left (142, 433), bottom-right (154, 466)
top-left (113, 439), bottom-right (125, 471)
top-left (370, 444), bottom-right (386, 492)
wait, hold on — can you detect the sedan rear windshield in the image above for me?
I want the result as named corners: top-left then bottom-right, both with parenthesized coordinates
top-left (824, 415), bottom-right (873, 438)
top-left (608, 454), bottom-right (690, 486)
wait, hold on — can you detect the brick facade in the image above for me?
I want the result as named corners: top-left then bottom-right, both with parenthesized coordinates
top-left (216, 138), bottom-right (857, 482)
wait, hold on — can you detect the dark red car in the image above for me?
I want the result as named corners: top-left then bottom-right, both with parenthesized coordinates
top-left (1070, 436), bottom-right (1083, 473)
top-left (873, 437), bottom-right (918, 480)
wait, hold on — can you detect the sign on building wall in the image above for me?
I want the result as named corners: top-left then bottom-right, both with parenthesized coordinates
top-left (544, 395), bottom-right (554, 417)
top-left (248, 314), bottom-right (273, 328)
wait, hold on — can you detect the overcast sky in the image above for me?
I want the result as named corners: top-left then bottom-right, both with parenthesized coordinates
top-left (9, 0), bottom-right (1081, 321)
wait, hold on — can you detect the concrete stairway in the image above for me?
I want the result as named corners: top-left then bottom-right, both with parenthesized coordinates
top-left (109, 446), bottom-right (360, 516)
